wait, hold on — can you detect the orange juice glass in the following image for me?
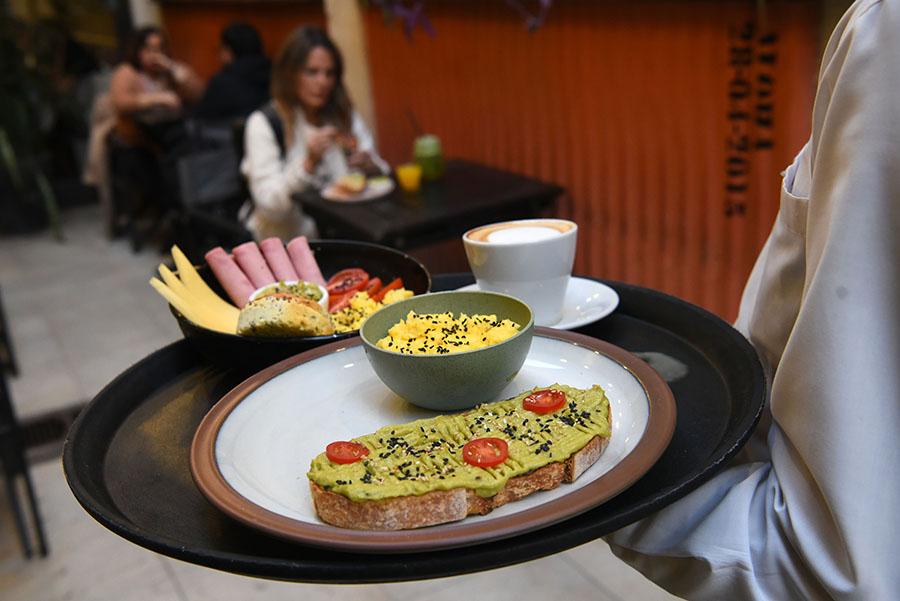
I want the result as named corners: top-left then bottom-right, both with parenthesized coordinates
top-left (396, 163), bottom-right (423, 194)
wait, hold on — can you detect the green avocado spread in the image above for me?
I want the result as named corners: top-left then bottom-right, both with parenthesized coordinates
top-left (307, 383), bottom-right (610, 502)
top-left (257, 280), bottom-right (323, 302)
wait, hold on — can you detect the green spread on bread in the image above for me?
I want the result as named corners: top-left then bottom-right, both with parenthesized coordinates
top-left (307, 384), bottom-right (610, 501)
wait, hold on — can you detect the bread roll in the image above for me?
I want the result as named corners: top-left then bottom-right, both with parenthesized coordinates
top-left (237, 293), bottom-right (334, 337)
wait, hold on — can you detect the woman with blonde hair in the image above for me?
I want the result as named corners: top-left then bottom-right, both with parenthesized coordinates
top-left (240, 26), bottom-right (387, 241)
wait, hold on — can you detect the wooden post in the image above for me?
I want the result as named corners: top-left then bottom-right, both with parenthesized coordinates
top-left (324, 0), bottom-right (377, 140)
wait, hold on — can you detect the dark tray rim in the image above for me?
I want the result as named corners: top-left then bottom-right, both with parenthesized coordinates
top-left (63, 276), bottom-right (766, 583)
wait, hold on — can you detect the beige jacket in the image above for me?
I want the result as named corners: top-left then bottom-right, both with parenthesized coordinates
top-left (607, 1), bottom-right (900, 599)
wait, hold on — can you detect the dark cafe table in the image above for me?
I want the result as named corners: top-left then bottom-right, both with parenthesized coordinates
top-left (63, 274), bottom-right (765, 583)
top-left (298, 159), bottom-right (564, 249)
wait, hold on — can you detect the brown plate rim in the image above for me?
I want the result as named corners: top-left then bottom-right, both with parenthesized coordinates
top-left (190, 327), bottom-right (676, 554)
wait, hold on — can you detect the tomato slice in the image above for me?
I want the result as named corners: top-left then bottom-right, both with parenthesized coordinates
top-left (522, 389), bottom-right (566, 414)
top-left (328, 291), bottom-right (353, 313)
top-left (371, 277), bottom-right (403, 302)
top-left (326, 268), bottom-right (369, 295)
top-left (462, 437), bottom-right (509, 468)
top-left (364, 277), bottom-right (382, 297)
top-left (325, 441), bottom-right (369, 464)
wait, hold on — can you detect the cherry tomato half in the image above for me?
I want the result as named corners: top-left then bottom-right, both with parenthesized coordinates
top-left (371, 277), bottom-right (404, 302)
top-left (522, 389), bottom-right (566, 414)
top-left (326, 268), bottom-right (369, 296)
top-left (325, 441), bottom-right (370, 464)
top-left (328, 291), bottom-right (353, 313)
top-left (364, 277), bottom-right (383, 297)
top-left (462, 437), bottom-right (509, 468)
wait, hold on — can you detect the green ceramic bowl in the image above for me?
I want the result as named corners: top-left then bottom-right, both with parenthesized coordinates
top-left (360, 291), bottom-right (534, 411)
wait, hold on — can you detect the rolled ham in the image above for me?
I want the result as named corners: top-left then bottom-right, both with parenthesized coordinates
top-left (204, 247), bottom-right (255, 307)
top-left (233, 242), bottom-right (276, 289)
top-left (259, 238), bottom-right (299, 282)
top-left (287, 236), bottom-right (326, 286)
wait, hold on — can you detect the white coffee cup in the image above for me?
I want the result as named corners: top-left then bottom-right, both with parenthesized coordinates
top-left (463, 218), bottom-right (578, 326)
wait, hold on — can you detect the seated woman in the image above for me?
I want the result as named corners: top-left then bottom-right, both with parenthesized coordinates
top-left (109, 26), bottom-right (203, 151)
top-left (240, 26), bottom-right (388, 241)
top-left (98, 26), bottom-right (204, 243)
top-left (87, 26), bottom-right (204, 238)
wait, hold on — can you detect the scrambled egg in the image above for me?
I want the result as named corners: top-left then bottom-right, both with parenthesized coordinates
top-left (376, 311), bottom-right (520, 355)
top-left (331, 288), bottom-right (413, 333)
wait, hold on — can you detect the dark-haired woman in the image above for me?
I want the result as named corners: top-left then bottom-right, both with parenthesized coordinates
top-left (241, 26), bottom-right (387, 241)
top-left (109, 26), bottom-right (203, 147)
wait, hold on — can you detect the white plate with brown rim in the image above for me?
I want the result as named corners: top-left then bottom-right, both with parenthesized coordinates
top-left (190, 327), bottom-right (675, 553)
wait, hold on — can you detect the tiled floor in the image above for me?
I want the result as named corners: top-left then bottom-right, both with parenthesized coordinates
top-left (0, 205), bottom-right (680, 600)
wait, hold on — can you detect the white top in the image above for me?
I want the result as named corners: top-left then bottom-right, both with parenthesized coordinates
top-left (607, 1), bottom-right (900, 599)
top-left (240, 108), bottom-right (388, 242)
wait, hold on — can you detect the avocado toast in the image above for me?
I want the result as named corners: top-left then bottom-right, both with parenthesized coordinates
top-left (307, 383), bottom-right (611, 530)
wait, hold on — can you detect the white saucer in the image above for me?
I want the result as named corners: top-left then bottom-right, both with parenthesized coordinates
top-left (456, 277), bottom-right (620, 329)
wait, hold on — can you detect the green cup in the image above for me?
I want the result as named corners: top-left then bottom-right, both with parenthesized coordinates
top-left (413, 134), bottom-right (445, 181)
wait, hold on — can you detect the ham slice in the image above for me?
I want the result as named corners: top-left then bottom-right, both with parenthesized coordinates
top-left (233, 242), bottom-right (276, 289)
top-left (259, 238), bottom-right (300, 282)
top-left (287, 236), bottom-right (326, 286)
top-left (204, 247), bottom-right (255, 307)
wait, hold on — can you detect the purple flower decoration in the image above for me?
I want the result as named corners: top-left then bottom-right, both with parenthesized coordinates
top-left (505, 0), bottom-right (554, 32)
top-left (390, 1), bottom-right (436, 40)
top-left (370, 0), bottom-right (552, 40)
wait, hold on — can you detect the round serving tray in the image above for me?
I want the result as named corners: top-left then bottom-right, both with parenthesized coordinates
top-left (63, 275), bottom-right (765, 583)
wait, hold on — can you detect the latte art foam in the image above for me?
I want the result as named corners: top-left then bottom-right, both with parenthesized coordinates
top-left (466, 220), bottom-right (574, 244)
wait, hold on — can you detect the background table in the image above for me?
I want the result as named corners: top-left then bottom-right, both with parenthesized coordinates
top-left (299, 160), bottom-right (564, 249)
top-left (64, 275), bottom-right (765, 583)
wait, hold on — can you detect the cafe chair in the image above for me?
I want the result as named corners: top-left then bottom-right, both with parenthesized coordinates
top-left (0, 288), bottom-right (48, 559)
top-left (171, 145), bottom-right (252, 263)
top-left (106, 132), bottom-right (168, 253)
top-left (0, 286), bottom-right (18, 376)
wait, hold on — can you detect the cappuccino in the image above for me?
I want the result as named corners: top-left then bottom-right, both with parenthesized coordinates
top-left (463, 219), bottom-right (578, 326)
top-left (466, 220), bottom-right (575, 244)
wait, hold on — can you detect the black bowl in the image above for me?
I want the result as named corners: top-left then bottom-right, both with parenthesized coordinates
top-left (171, 239), bottom-right (431, 370)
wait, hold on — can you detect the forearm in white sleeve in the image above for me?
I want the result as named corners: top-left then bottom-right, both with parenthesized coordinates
top-left (242, 111), bottom-right (318, 222)
top-left (606, 2), bottom-right (900, 599)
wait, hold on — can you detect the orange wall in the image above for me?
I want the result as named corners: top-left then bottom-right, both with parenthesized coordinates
top-left (365, 1), bottom-right (820, 320)
top-left (160, 1), bottom-right (325, 80)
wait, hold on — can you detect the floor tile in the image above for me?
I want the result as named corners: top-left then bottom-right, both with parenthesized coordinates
top-left (0, 462), bottom-right (183, 601)
top-left (168, 561), bottom-right (396, 601)
top-left (384, 553), bottom-right (609, 601)
top-left (562, 539), bottom-right (682, 600)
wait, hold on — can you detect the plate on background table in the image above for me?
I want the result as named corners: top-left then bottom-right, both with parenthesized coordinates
top-left (190, 328), bottom-right (675, 553)
top-left (456, 277), bottom-right (620, 330)
top-left (322, 177), bottom-right (395, 202)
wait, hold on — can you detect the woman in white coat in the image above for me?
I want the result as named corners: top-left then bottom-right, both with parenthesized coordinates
top-left (607, 1), bottom-right (900, 599)
top-left (240, 26), bottom-right (388, 241)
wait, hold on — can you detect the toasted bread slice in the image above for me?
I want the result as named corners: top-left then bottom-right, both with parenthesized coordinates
top-left (308, 385), bottom-right (611, 530)
top-left (309, 396), bottom-right (611, 531)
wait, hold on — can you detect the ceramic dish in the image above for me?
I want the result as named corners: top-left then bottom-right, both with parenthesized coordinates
top-left (457, 277), bottom-right (620, 330)
top-left (360, 290), bottom-right (534, 410)
top-left (247, 280), bottom-right (329, 311)
top-left (172, 240), bottom-right (431, 370)
top-left (190, 327), bottom-right (676, 553)
top-left (321, 177), bottom-right (395, 202)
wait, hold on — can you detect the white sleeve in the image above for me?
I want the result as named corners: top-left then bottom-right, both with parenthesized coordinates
top-left (241, 110), bottom-right (317, 222)
top-left (606, 1), bottom-right (900, 599)
top-left (351, 112), bottom-right (390, 174)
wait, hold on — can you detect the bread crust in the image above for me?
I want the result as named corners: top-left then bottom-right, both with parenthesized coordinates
top-left (310, 434), bottom-right (610, 530)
